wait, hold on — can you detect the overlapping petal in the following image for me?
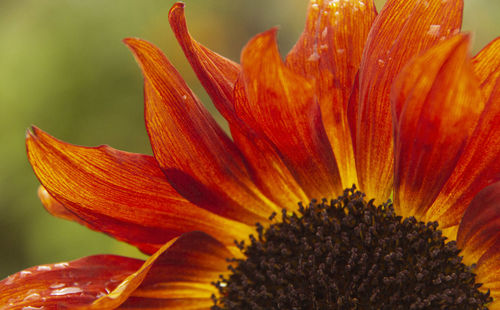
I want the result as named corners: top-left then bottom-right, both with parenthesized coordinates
top-left (124, 38), bottom-right (280, 225)
top-left (26, 127), bottom-right (254, 253)
top-left (235, 29), bottom-right (343, 200)
top-left (391, 34), bottom-right (483, 219)
top-left (1, 232), bottom-right (232, 310)
top-left (286, 0), bottom-right (377, 188)
top-left (425, 77), bottom-right (500, 228)
top-left (168, 3), bottom-right (308, 207)
top-left (90, 232), bottom-right (231, 309)
top-left (354, 0), bottom-right (463, 201)
top-left (0, 255), bottom-right (142, 309)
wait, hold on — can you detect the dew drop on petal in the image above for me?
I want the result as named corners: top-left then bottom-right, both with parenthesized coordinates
top-left (20, 271), bottom-right (32, 278)
top-left (54, 262), bottom-right (69, 269)
top-left (5, 275), bottom-right (15, 285)
top-left (22, 307), bottom-right (44, 310)
top-left (322, 28), bottom-right (328, 39)
top-left (427, 24), bottom-right (441, 37)
top-left (49, 283), bottom-right (65, 289)
top-left (50, 287), bottom-right (83, 296)
top-left (308, 51), bottom-right (321, 61)
top-left (23, 293), bottom-right (41, 302)
top-left (36, 266), bottom-right (51, 271)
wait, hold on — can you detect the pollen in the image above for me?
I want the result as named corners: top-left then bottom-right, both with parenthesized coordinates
top-left (212, 187), bottom-right (492, 309)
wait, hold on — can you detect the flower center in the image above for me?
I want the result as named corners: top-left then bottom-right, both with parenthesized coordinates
top-left (212, 187), bottom-right (492, 309)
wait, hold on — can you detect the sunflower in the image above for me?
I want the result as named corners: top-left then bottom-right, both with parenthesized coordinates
top-left (1, 0), bottom-right (499, 308)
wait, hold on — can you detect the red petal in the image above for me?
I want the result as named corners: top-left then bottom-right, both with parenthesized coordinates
top-left (457, 182), bottom-right (500, 266)
top-left (285, 0), bottom-right (377, 188)
top-left (0, 255), bottom-right (142, 309)
top-left (391, 34), bottom-right (483, 219)
top-left (354, 0), bottom-right (463, 201)
top-left (26, 128), bottom-right (254, 253)
top-left (473, 37), bottom-right (500, 103)
top-left (424, 76), bottom-right (500, 227)
top-left (235, 29), bottom-right (343, 199)
top-left (90, 232), bottom-right (231, 309)
top-left (168, 2), bottom-right (307, 207)
top-left (168, 2), bottom-right (240, 123)
top-left (124, 38), bottom-right (279, 225)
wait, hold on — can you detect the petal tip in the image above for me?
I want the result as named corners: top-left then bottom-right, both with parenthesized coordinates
top-left (169, 1), bottom-right (185, 17)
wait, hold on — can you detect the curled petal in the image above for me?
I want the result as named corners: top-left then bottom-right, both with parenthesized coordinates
top-left (90, 232), bottom-right (232, 309)
top-left (355, 0), bottom-right (463, 201)
top-left (26, 128), bottom-right (254, 253)
top-left (168, 2), bottom-right (240, 123)
top-left (38, 185), bottom-right (89, 227)
top-left (0, 255), bottom-right (142, 309)
top-left (473, 37), bottom-right (500, 102)
top-left (457, 182), bottom-right (500, 267)
top-left (168, 3), bottom-right (307, 207)
top-left (392, 34), bottom-right (483, 219)
top-left (124, 38), bottom-right (279, 225)
top-left (236, 29), bottom-right (343, 199)
top-left (286, 0), bottom-right (377, 188)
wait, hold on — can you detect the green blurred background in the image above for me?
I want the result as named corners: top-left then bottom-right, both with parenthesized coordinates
top-left (0, 0), bottom-right (498, 278)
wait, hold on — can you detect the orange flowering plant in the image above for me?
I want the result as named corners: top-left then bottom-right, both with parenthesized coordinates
top-left (1, 0), bottom-right (499, 309)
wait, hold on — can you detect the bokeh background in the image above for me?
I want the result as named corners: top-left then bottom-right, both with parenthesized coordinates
top-left (0, 0), bottom-right (498, 278)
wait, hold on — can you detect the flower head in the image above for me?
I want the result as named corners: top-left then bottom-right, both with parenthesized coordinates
top-left (2, 0), bottom-right (499, 309)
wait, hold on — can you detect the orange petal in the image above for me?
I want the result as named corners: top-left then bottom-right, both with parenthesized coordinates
top-left (354, 0), bottom-right (463, 201)
top-left (285, 0), bottom-right (377, 188)
top-left (475, 238), bottom-right (500, 308)
top-left (473, 37), bottom-right (500, 103)
top-left (425, 76), bottom-right (500, 227)
top-left (392, 34), bottom-right (483, 219)
top-left (235, 29), bottom-right (343, 200)
top-left (230, 122), bottom-right (309, 208)
top-left (124, 38), bottom-right (279, 225)
top-left (38, 185), bottom-right (89, 226)
top-left (457, 182), bottom-right (500, 266)
top-left (0, 255), bottom-right (142, 309)
top-left (26, 127), bottom-right (254, 253)
top-left (168, 2), bottom-right (240, 123)
top-left (90, 231), bottom-right (232, 309)
top-left (168, 2), bottom-right (307, 208)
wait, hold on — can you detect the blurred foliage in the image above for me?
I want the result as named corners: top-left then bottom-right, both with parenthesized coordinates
top-left (0, 0), bottom-right (498, 278)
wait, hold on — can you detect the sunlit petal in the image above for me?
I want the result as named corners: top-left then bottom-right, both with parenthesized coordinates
top-left (168, 3), bottom-right (307, 207)
top-left (124, 38), bottom-right (279, 225)
top-left (286, 0), bottom-right (377, 188)
top-left (473, 37), bottom-right (500, 102)
top-left (392, 34), bottom-right (483, 219)
top-left (425, 78), bottom-right (500, 227)
top-left (26, 128), bottom-right (254, 253)
top-left (236, 29), bottom-right (343, 199)
top-left (354, 0), bottom-right (463, 201)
